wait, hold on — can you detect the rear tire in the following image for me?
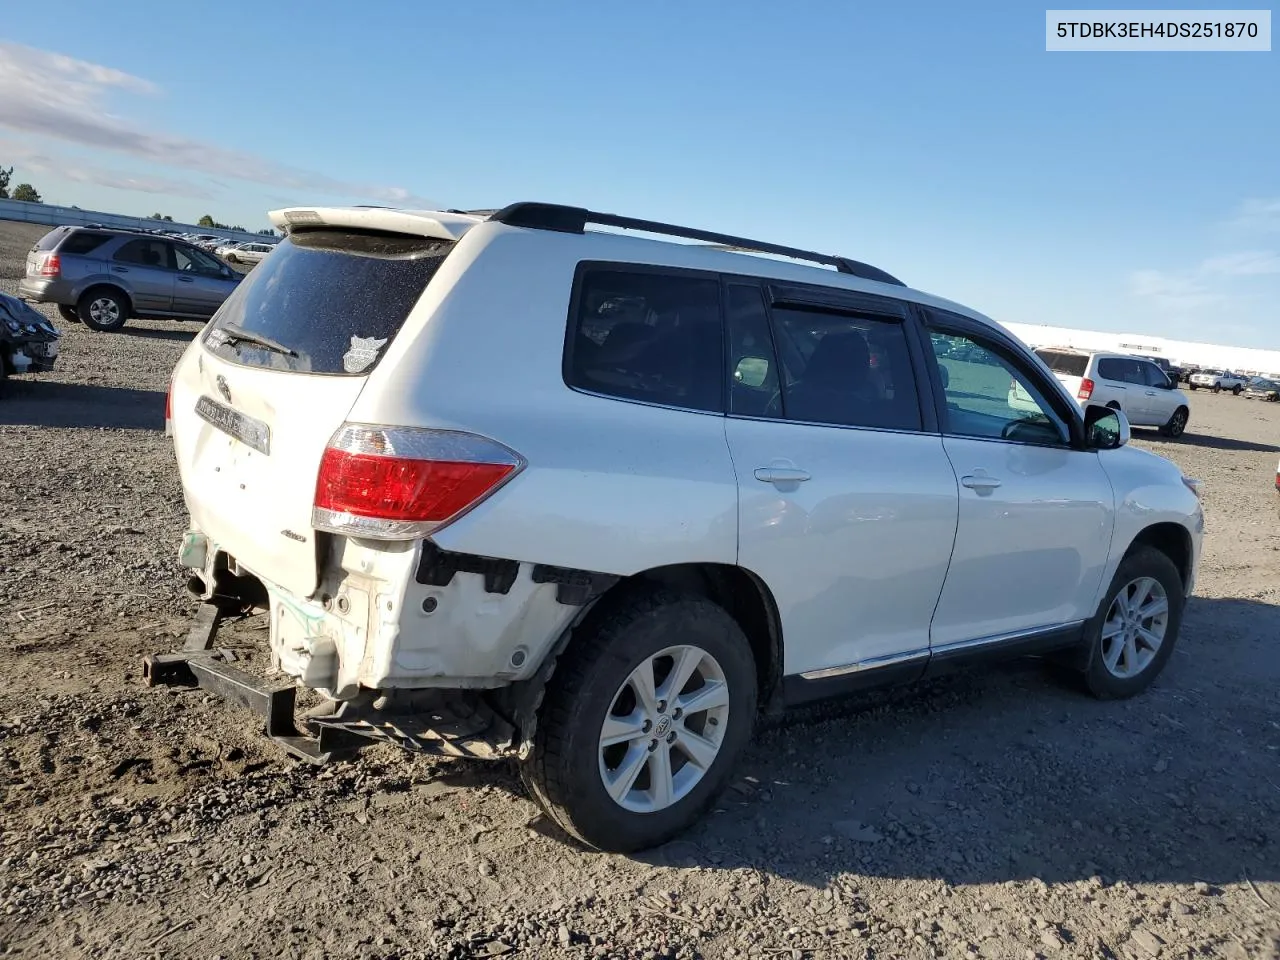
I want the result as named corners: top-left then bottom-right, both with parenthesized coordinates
top-left (1080, 547), bottom-right (1184, 700)
top-left (521, 588), bottom-right (757, 852)
top-left (57, 304), bottom-right (81, 324)
top-left (1188, 383), bottom-right (1198, 391)
top-left (1212, 384), bottom-right (1222, 394)
top-left (1159, 406), bottom-right (1189, 438)
top-left (78, 288), bottom-right (129, 332)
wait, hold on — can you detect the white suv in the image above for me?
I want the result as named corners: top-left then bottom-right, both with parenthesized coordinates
top-left (1032, 348), bottom-right (1191, 438)
top-left (1189, 369), bottom-right (1248, 394)
top-left (154, 202), bottom-right (1204, 851)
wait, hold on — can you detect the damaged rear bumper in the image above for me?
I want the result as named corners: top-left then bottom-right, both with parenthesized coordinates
top-left (142, 601), bottom-right (517, 764)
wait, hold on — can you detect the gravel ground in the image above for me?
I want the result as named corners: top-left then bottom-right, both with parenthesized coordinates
top-left (1, 218), bottom-right (1278, 960)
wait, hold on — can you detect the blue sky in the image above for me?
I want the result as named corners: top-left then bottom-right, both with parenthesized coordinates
top-left (1, 2), bottom-right (1276, 347)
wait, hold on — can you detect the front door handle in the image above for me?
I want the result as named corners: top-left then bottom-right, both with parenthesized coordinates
top-left (177, 277), bottom-right (194, 283)
top-left (111, 266), bottom-right (128, 273)
top-left (754, 465), bottom-right (811, 484)
top-left (960, 473), bottom-right (1002, 491)
top-left (1145, 390), bottom-right (1157, 396)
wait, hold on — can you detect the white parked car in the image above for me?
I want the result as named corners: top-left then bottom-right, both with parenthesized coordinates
top-left (154, 202), bottom-right (1204, 851)
top-left (214, 241), bottom-right (244, 258)
top-left (223, 242), bottom-right (274, 265)
top-left (1030, 348), bottom-right (1191, 438)
top-left (1189, 369), bottom-right (1248, 394)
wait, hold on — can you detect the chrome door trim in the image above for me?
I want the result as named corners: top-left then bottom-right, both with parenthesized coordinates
top-left (799, 647), bottom-right (931, 680)
top-left (928, 620), bottom-right (1085, 656)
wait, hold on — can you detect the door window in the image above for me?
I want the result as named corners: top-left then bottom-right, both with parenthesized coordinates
top-left (1141, 362), bottom-right (1172, 388)
top-left (1097, 357), bottom-right (1143, 384)
top-left (114, 238), bottom-right (174, 270)
top-left (174, 245), bottom-right (225, 277)
top-left (725, 283), bottom-right (781, 417)
top-left (567, 268), bottom-right (724, 413)
top-left (769, 306), bottom-right (922, 431)
top-left (930, 330), bottom-right (1068, 445)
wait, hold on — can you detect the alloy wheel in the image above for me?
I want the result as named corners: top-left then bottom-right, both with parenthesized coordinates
top-left (1100, 577), bottom-right (1169, 679)
top-left (598, 645), bottom-right (730, 813)
top-left (89, 298), bottom-right (120, 324)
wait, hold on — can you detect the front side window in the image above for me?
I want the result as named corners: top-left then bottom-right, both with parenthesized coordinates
top-left (1141, 362), bottom-right (1172, 388)
top-left (931, 330), bottom-right (1068, 445)
top-left (568, 269), bottom-right (723, 413)
top-left (769, 306), bottom-right (922, 431)
top-left (175, 245), bottom-right (224, 277)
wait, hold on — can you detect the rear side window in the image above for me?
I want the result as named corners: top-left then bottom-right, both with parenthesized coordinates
top-left (204, 229), bottom-right (453, 375)
top-left (114, 238), bottom-right (174, 269)
top-left (1034, 350), bottom-right (1089, 377)
top-left (58, 232), bottom-right (111, 256)
top-left (1097, 357), bottom-right (1141, 383)
top-left (771, 306), bottom-right (922, 431)
top-left (567, 268), bottom-right (723, 413)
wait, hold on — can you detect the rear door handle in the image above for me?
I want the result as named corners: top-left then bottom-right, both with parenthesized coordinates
top-left (177, 277), bottom-right (194, 283)
top-left (754, 465), bottom-right (811, 484)
top-left (960, 474), bottom-right (1002, 491)
top-left (1144, 390), bottom-right (1157, 396)
top-left (111, 266), bottom-right (128, 273)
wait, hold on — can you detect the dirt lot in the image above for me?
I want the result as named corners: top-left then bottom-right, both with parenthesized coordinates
top-left (1, 218), bottom-right (1278, 960)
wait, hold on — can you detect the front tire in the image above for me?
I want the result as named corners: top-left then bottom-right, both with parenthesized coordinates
top-left (1212, 384), bottom-right (1222, 393)
top-left (1232, 385), bottom-right (1242, 396)
top-left (226, 253), bottom-right (239, 264)
top-left (521, 588), bottom-right (757, 852)
top-left (1081, 547), bottom-right (1184, 700)
top-left (1159, 406), bottom-right (1189, 438)
top-left (78, 289), bottom-right (129, 332)
top-left (1189, 383), bottom-right (1198, 391)
top-left (57, 304), bottom-right (81, 324)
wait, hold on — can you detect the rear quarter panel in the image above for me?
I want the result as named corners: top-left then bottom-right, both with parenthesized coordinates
top-left (347, 226), bottom-right (739, 576)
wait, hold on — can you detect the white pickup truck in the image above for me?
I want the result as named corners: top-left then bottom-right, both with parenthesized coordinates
top-left (1188, 369), bottom-right (1248, 394)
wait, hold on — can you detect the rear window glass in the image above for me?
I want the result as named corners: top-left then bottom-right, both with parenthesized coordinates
top-left (1034, 350), bottom-right (1088, 377)
top-left (567, 268), bottom-right (724, 413)
top-left (203, 229), bottom-right (453, 375)
top-left (58, 232), bottom-right (111, 256)
top-left (34, 227), bottom-right (70, 252)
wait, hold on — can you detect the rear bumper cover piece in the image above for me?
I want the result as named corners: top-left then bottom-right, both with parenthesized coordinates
top-left (142, 601), bottom-right (517, 763)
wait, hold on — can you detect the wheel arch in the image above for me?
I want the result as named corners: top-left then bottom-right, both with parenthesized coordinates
top-left (1126, 521), bottom-right (1194, 591)
top-left (577, 563), bottom-right (784, 710)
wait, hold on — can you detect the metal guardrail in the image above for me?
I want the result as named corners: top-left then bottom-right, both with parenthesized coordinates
top-left (0, 198), bottom-right (270, 244)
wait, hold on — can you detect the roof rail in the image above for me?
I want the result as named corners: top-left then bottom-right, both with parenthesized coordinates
top-left (488, 202), bottom-right (904, 286)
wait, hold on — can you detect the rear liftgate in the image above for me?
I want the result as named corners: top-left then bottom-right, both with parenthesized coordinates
top-left (141, 601), bottom-right (516, 764)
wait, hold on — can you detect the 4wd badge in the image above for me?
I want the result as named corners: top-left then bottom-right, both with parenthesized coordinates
top-left (343, 336), bottom-right (388, 374)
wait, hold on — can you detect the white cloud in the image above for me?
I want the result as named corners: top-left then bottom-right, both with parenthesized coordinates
top-left (1199, 250), bottom-right (1280, 276)
top-left (0, 139), bottom-right (217, 200)
top-left (0, 43), bottom-right (435, 206)
top-left (1128, 269), bottom-right (1224, 312)
top-left (1227, 197), bottom-right (1280, 233)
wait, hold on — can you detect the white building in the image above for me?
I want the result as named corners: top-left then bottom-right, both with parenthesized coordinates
top-left (999, 322), bottom-right (1280, 377)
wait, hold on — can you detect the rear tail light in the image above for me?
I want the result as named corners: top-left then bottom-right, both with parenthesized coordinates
top-left (164, 380), bottom-right (173, 437)
top-left (313, 425), bottom-right (524, 540)
top-left (39, 254), bottom-right (61, 277)
top-left (1077, 378), bottom-right (1095, 401)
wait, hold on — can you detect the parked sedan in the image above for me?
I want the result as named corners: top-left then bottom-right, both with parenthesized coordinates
top-left (1244, 377), bottom-right (1280, 401)
top-left (223, 242), bottom-right (274, 265)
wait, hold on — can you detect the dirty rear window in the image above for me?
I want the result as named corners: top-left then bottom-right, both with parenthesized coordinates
top-left (33, 227), bottom-right (71, 252)
top-left (1034, 350), bottom-right (1089, 377)
top-left (203, 229), bottom-right (453, 375)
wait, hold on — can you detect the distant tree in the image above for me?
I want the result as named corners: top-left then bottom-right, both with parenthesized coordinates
top-left (0, 165), bottom-right (11, 199)
top-left (11, 183), bottom-right (41, 203)
top-left (229, 224), bottom-right (246, 232)
top-left (258, 228), bottom-right (276, 236)
top-left (197, 214), bottom-right (216, 227)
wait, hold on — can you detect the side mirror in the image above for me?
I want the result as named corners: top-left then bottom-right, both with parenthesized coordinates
top-left (733, 357), bottom-right (769, 388)
top-left (938, 364), bottom-right (950, 389)
top-left (1084, 404), bottom-right (1129, 450)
